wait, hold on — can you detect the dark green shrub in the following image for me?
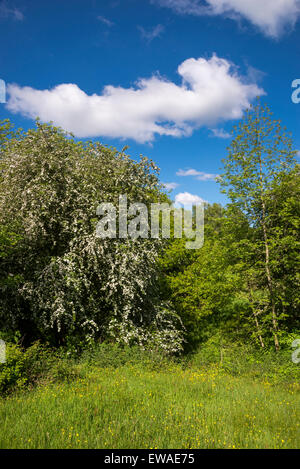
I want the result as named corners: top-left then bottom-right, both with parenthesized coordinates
top-left (0, 342), bottom-right (80, 395)
top-left (79, 342), bottom-right (174, 371)
top-left (0, 342), bottom-right (47, 395)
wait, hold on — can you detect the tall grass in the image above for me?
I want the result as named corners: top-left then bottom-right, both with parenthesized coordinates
top-left (0, 358), bottom-right (299, 449)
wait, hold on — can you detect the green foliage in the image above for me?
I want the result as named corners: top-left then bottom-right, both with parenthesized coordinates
top-left (160, 204), bottom-right (243, 348)
top-left (265, 167), bottom-right (300, 332)
top-left (160, 100), bottom-right (299, 352)
top-left (0, 341), bottom-right (81, 396)
top-left (0, 341), bottom-right (175, 396)
top-left (189, 334), bottom-right (300, 383)
top-left (0, 343), bottom-right (299, 449)
top-left (0, 342), bottom-right (47, 395)
top-left (0, 103), bottom-right (299, 449)
top-left (79, 342), bottom-right (174, 371)
top-left (0, 101), bottom-right (298, 357)
top-left (219, 99), bottom-right (298, 349)
top-left (0, 119), bottom-right (184, 352)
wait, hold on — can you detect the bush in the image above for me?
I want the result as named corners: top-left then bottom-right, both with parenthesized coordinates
top-left (0, 341), bottom-right (175, 396)
top-left (0, 342), bottom-right (80, 395)
top-left (79, 342), bottom-right (174, 371)
top-left (188, 334), bottom-right (300, 383)
top-left (0, 120), bottom-right (169, 347)
top-left (2, 337), bottom-right (299, 397)
top-left (0, 342), bottom-right (45, 395)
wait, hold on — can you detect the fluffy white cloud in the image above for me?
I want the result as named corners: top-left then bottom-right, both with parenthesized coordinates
top-left (163, 182), bottom-right (179, 190)
top-left (152, 0), bottom-right (300, 37)
top-left (177, 168), bottom-right (219, 180)
top-left (6, 55), bottom-right (263, 143)
top-left (175, 192), bottom-right (205, 206)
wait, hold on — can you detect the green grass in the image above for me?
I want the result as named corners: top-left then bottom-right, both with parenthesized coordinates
top-left (0, 363), bottom-right (299, 449)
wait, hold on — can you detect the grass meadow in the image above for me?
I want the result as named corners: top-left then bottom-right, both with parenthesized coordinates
top-left (0, 359), bottom-right (299, 449)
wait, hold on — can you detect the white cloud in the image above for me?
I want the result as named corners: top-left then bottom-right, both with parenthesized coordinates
top-left (152, 0), bottom-right (300, 37)
top-left (97, 15), bottom-right (114, 27)
top-left (177, 168), bottom-right (219, 181)
top-left (0, 1), bottom-right (24, 21)
top-left (175, 192), bottom-right (205, 206)
top-left (210, 127), bottom-right (231, 138)
top-left (163, 182), bottom-right (179, 190)
top-left (6, 54), bottom-right (263, 143)
top-left (296, 150), bottom-right (300, 158)
top-left (138, 24), bottom-right (164, 42)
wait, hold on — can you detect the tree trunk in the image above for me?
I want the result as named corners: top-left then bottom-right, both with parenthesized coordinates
top-left (248, 282), bottom-right (265, 348)
top-left (258, 151), bottom-right (280, 351)
top-left (261, 211), bottom-right (280, 351)
top-left (257, 119), bottom-right (280, 351)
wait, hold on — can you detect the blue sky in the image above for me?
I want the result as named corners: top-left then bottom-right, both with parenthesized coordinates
top-left (0, 0), bottom-right (300, 206)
